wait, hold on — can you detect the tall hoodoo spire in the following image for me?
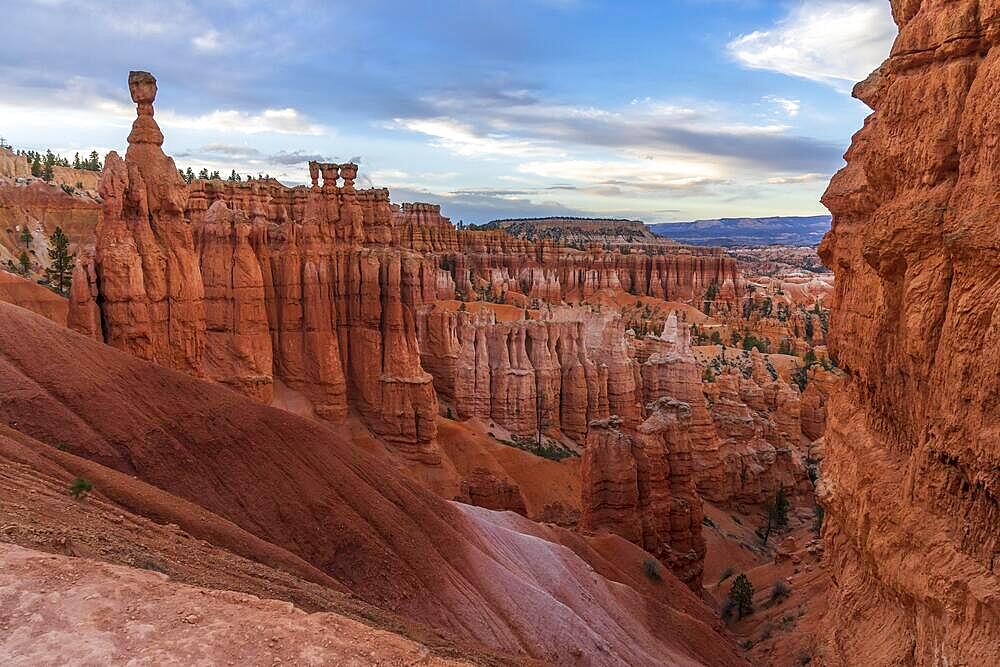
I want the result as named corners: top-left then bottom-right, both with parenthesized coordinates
top-left (126, 70), bottom-right (164, 146)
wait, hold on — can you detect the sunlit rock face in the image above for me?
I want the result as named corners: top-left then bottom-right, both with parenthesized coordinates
top-left (817, 2), bottom-right (1000, 663)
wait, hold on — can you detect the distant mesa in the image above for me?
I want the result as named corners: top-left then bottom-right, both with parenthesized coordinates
top-left (484, 216), bottom-right (667, 247)
top-left (650, 215), bottom-right (832, 247)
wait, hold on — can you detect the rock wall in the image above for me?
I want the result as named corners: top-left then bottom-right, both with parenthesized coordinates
top-left (817, 1), bottom-right (1000, 663)
top-left (0, 148), bottom-right (29, 179)
top-left (580, 405), bottom-right (705, 588)
top-left (0, 181), bottom-right (99, 273)
top-left (68, 73), bottom-right (440, 454)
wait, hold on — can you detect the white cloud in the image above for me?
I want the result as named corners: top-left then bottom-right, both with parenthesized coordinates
top-left (518, 158), bottom-right (726, 194)
top-left (192, 29), bottom-right (221, 52)
top-left (389, 117), bottom-right (561, 158)
top-left (767, 172), bottom-right (828, 184)
top-left (765, 96), bottom-right (801, 117)
top-left (728, 1), bottom-right (896, 91)
top-left (160, 107), bottom-right (326, 135)
top-left (0, 77), bottom-right (327, 138)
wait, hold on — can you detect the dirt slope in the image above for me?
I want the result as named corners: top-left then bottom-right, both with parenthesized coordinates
top-left (0, 542), bottom-right (468, 666)
top-left (0, 302), bottom-right (744, 666)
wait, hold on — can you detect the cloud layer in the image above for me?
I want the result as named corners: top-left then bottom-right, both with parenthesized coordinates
top-left (0, 0), bottom-right (889, 223)
top-left (728, 1), bottom-right (897, 91)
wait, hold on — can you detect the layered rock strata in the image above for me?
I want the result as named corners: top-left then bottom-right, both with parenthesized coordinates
top-left (580, 405), bottom-right (705, 588)
top-left (816, 1), bottom-right (1000, 663)
top-left (70, 73), bottom-right (439, 451)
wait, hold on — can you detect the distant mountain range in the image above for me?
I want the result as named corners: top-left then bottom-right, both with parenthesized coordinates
top-left (648, 215), bottom-right (832, 246)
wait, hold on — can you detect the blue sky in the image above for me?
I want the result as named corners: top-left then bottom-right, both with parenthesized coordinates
top-left (0, 1), bottom-right (897, 223)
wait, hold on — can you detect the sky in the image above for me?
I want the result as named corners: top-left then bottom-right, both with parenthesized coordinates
top-left (0, 0), bottom-right (898, 224)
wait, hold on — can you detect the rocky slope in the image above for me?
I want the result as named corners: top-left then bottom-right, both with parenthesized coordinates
top-left (0, 301), bottom-right (745, 666)
top-left (0, 543), bottom-right (470, 666)
top-left (0, 271), bottom-right (67, 325)
top-left (817, 1), bottom-right (1000, 663)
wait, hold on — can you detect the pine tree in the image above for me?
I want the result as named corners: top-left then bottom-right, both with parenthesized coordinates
top-left (20, 224), bottom-right (31, 248)
top-left (88, 150), bottom-right (102, 171)
top-left (185, 167), bottom-right (195, 184)
top-left (760, 487), bottom-right (790, 545)
top-left (198, 168), bottom-right (210, 180)
top-left (31, 156), bottom-right (42, 177)
top-left (45, 227), bottom-right (74, 296)
top-left (18, 251), bottom-right (30, 275)
top-left (728, 574), bottom-right (754, 620)
top-left (73, 152), bottom-right (81, 169)
top-left (42, 161), bottom-right (54, 182)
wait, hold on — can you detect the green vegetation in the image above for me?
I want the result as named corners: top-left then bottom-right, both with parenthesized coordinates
top-left (759, 487), bottom-right (789, 545)
top-left (489, 432), bottom-right (578, 462)
top-left (18, 251), bottom-right (30, 275)
top-left (728, 574), bottom-right (755, 620)
top-left (20, 224), bottom-right (32, 248)
top-left (69, 477), bottom-right (93, 500)
top-left (643, 559), bottom-right (662, 581)
top-left (15, 148), bottom-right (101, 181)
top-left (741, 333), bottom-right (769, 353)
top-left (45, 227), bottom-right (74, 296)
top-left (770, 580), bottom-right (791, 604)
top-left (703, 282), bottom-right (719, 314)
top-left (197, 168), bottom-right (222, 180)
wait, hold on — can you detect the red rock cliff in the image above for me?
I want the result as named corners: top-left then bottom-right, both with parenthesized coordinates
top-left (818, 1), bottom-right (1000, 663)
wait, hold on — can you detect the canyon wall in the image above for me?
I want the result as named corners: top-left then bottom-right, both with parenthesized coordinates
top-left (818, 1), bottom-right (1000, 663)
top-left (70, 73), bottom-right (442, 454)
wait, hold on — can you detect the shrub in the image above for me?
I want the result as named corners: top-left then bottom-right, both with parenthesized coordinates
top-left (728, 573), bottom-right (755, 619)
top-left (643, 559), bottom-right (662, 582)
top-left (770, 580), bottom-right (791, 604)
top-left (702, 515), bottom-right (716, 528)
top-left (60, 183), bottom-right (75, 195)
top-left (792, 364), bottom-right (809, 392)
top-left (69, 477), bottom-right (93, 499)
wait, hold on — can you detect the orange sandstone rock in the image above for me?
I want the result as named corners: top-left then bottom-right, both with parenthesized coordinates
top-left (817, 1), bottom-right (1000, 663)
